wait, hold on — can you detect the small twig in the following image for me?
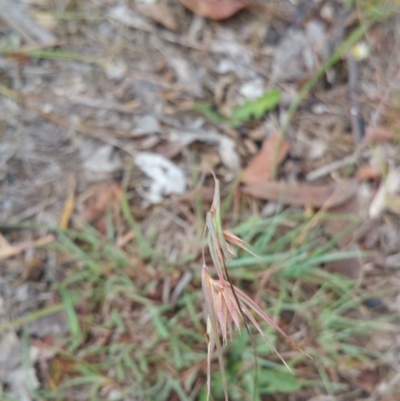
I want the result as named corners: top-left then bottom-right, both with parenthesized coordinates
top-left (306, 155), bottom-right (356, 182)
top-left (0, 234), bottom-right (55, 261)
top-left (162, 276), bottom-right (171, 304)
top-left (346, 54), bottom-right (363, 145)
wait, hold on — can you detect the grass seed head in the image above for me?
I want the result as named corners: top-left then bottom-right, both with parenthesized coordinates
top-left (201, 172), bottom-right (308, 400)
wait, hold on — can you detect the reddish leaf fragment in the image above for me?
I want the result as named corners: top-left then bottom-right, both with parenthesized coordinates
top-left (180, 0), bottom-right (248, 20)
top-left (242, 179), bottom-right (357, 209)
top-left (241, 133), bottom-right (290, 185)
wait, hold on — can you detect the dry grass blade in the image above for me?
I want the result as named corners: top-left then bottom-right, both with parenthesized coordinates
top-left (223, 230), bottom-right (260, 258)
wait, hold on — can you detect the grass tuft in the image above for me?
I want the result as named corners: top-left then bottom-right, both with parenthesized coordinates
top-left (1, 192), bottom-right (394, 400)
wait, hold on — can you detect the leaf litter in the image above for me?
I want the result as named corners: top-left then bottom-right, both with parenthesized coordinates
top-left (1, 0), bottom-right (400, 400)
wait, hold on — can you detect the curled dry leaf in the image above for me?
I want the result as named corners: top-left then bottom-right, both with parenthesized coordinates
top-left (242, 133), bottom-right (290, 184)
top-left (180, 0), bottom-right (248, 20)
top-left (242, 179), bottom-right (357, 209)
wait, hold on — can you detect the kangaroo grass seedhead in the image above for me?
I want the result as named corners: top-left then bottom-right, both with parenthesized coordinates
top-left (202, 172), bottom-right (309, 401)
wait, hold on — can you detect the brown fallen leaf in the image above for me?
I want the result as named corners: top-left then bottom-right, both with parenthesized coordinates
top-left (135, 3), bottom-right (179, 31)
top-left (180, 0), bottom-right (248, 20)
top-left (325, 256), bottom-right (362, 279)
top-left (241, 133), bottom-right (290, 185)
top-left (241, 179), bottom-right (357, 209)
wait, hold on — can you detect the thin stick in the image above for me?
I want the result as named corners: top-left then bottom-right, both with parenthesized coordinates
top-left (346, 54), bottom-right (363, 144)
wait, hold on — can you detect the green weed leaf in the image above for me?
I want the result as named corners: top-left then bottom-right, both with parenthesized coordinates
top-left (193, 89), bottom-right (280, 127)
top-left (232, 89), bottom-right (280, 122)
